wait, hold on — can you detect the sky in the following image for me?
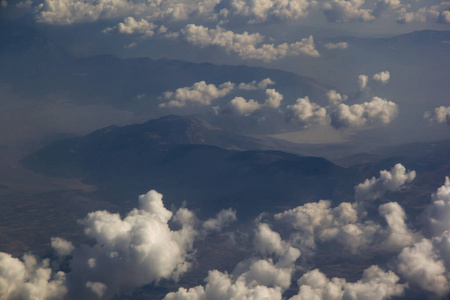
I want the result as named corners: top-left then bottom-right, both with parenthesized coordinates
top-left (1, 1), bottom-right (450, 299)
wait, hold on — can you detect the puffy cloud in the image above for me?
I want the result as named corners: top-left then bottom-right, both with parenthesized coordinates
top-left (330, 97), bottom-right (399, 129)
top-left (180, 24), bottom-right (320, 61)
top-left (424, 106), bottom-right (450, 125)
top-left (0, 252), bottom-right (67, 300)
top-left (273, 182), bottom-right (417, 254)
top-left (372, 0), bottom-right (401, 18)
top-left (323, 42), bottom-right (349, 49)
top-left (238, 78), bottom-right (275, 90)
top-left (35, 0), bottom-right (215, 25)
top-left (253, 223), bottom-right (301, 267)
top-left (274, 200), bottom-right (380, 253)
top-left (215, 0), bottom-right (314, 23)
top-left (396, 2), bottom-right (450, 24)
top-left (202, 208), bottom-right (237, 233)
top-left (286, 97), bottom-right (328, 128)
top-left (397, 238), bottom-right (450, 296)
top-left (321, 0), bottom-right (375, 23)
top-left (354, 164), bottom-right (416, 202)
top-left (326, 90), bottom-right (348, 105)
top-left (358, 74), bottom-right (369, 90)
top-left (372, 71), bottom-right (390, 85)
top-left (104, 17), bottom-right (157, 37)
top-left (426, 177), bottom-right (450, 236)
top-left (164, 266), bottom-right (284, 300)
top-left (394, 178), bottom-right (450, 297)
top-left (291, 266), bottom-right (406, 300)
top-left (264, 88), bottom-right (283, 109)
top-left (165, 219), bottom-right (299, 300)
top-left (378, 202), bottom-right (415, 251)
top-left (222, 96), bottom-right (262, 116)
top-left (85, 281), bottom-right (107, 299)
top-left (161, 81), bottom-right (235, 108)
top-left (51, 237), bottom-right (75, 257)
top-left (65, 190), bottom-right (197, 299)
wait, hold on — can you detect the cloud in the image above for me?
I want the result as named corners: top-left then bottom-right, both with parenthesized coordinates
top-left (180, 24), bottom-right (320, 61)
top-left (160, 81), bottom-right (235, 108)
top-left (354, 163), bottom-right (416, 202)
top-left (272, 168), bottom-right (417, 254)
top-left (264, 88), bottom-right (283, 109)
top-left (326, 90), bottom-right (348, 105)
top-left (215, 0), bottom-right (314, 23)
top-left (64, 190), bottom-right (197, 299)
top-left (286, 97), bottom-right (328, 128)
top-left (396, 2), bottom-right (450, 24)
top-left (378, 202), bottom-right (416, 251)
top-left (321, 0), bottom-right (375, 23)
top-left (85, 281), bottom-right (107, 299)
top-left (426, 177), bottom-right (450, 236)
top-left (51, 237), bottom-right (75, 257)
top-left (221, 88), bottom-right (283, 116)
top-left (253, 223), bottom-right (301, 267)
top-left (164, 265), bottom-right (285, 300)
top-left (104, 17), bottom-right (157, 37)
top-left (292, 266), bottom-right (406, 300)
top-left (0, 252), bottom-right (67, 300)
top-left (395, 177), bottom-right (450, 297)
top-left (358, 74), bottom-right (369, 90)
top-left (424, 106), bottom-right (450, 125)
top-left (372, 0), bottom-right (402, 18)
top-left (397, 238), bottom-right (450, 296)
top-left (202, 208), bottom-right (237, 233)
top-left (323, 42), bottom-right (349, 49)
top-left (222, 96), bottom-right (262, 116)
top-left (372, 70), bottom-right (390, 85)
top-left (35, 0), bottom-right (214, 25)
top-left (330, 97), bottom-right (399, 129)
top-left (274, 200), bottom-right (380, 253)
top-left (238, 78), bottom-right (276, 90)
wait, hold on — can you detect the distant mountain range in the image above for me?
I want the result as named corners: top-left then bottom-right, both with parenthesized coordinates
top-left (0, 23), bottom-right (331, 106)
top-left (22, 115), bottom-right (353, 218)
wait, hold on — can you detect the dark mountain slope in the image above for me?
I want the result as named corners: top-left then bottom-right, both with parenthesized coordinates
top-left (22, 115), bottom-right (351, 218)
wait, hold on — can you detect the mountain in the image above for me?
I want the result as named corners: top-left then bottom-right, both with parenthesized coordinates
top-left (22, 115), bottom-right (352, 218)
top-left (0, 23), bottom-right (332, 106)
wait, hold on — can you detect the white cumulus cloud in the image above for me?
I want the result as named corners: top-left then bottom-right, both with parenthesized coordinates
top-left (215, 0), bottom-right (314, 23)
top-left (396, 2), bottom-right (450, 24)
top-left (0, 253), bottom-right (67, 300)
top-left (222, 96), bottom-right (262, 116)
top-left (286, 97), bottom-right (329, 128)
top-left (326, 89), bottom-right (348, 105)
top-left (180, 24), bottom-right (320, 61)
top-left (321, 0), bottom-right (375, 23)
top-left (35, 0), bottom-right (215, 25)
top-left (354, 163), bottom-right (416, 202)
top-left (372, 70), bottom-right (390, 84)
top-left (330, 97), bottom-right (399, 129)
top-left (51, 237), bottom-right (75, 257)
top-left (264, 88), bottom-right (283, 109)
top-left (358, 74), bottom-right (369, 90)
top-left (424, 106), bottom-right (450, 125)
top-left (104, 17), bottom-right (157, 37)
top-left (202, 208), bottom-right (237, 233)
top-left (161, 81), bottom-right (235, 108)
top-left (238, 78), bottom-right (276, 90)
top-left (291, 265), bottom-right (406, 300)
top-left (323, 41), bottom-right (349, 49)
top-left (65, 190), bottom-right (197, 299)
